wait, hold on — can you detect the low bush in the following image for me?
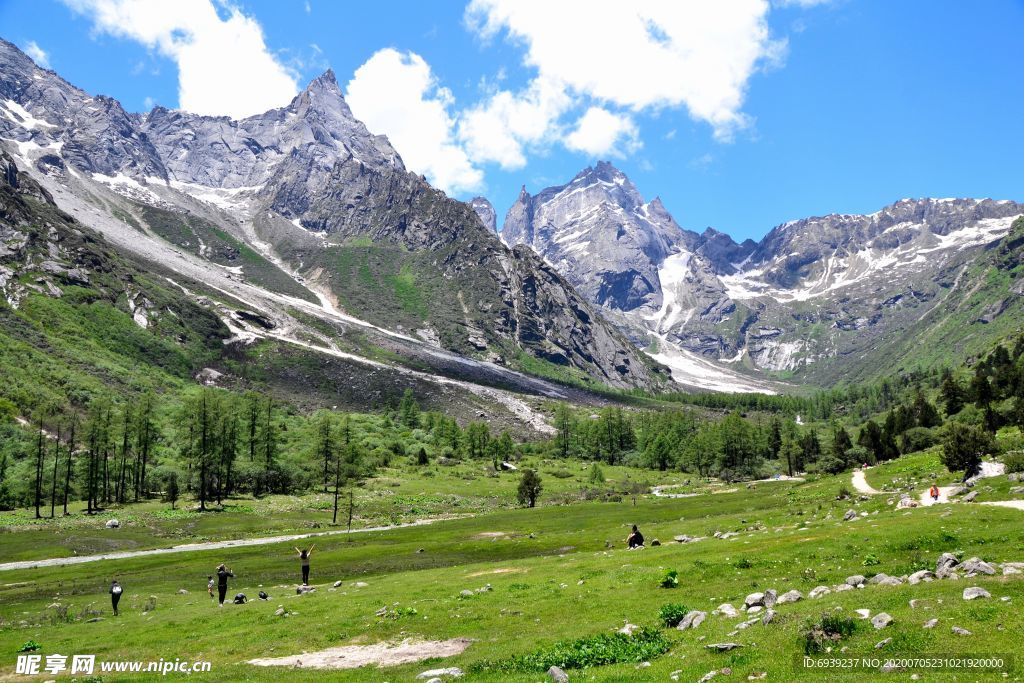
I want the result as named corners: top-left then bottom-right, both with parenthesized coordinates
top-left (660, 569), bottom-right (679, 588)
top-left (658, 603), bottom-right (690, 627)
top-left (469, 628), bottom-right (670, 673)
top-left (802, 613), bottom-right (858, 654)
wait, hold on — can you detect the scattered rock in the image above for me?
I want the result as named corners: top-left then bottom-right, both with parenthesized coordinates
top-left (855, 609), bottom-right (871, 619)
top-left (86, 617), bottom-right (104, 623)
top-left (706, 643), bottom-right (743, 652)
top-left (923, 619), bottom-right (938, 629)
top-left (843, 509), bottom-right (857, 521)
top-left (677, 610), bottom-right (707, 631)
top-left (833, 583), bottom-right (853, 593)
top-left (747, 605), bottom-right (763, 614)
top-left (763, 589), bottom-right (778, 608)
top-left (951, 626), bottom-right (972, 636)
top-left (416, 667), bottom-right (464, 679)
top-left (875, 638), bottom-right (892, 649)
top-left (674, 535), bottom-right (705, 544)
top-left (177, 589), bottom-right (188, 595)
top-left (618, 622), bottom-right (639, 636)
top-left (748, 673), bottom-right (767, 680)
top-left (808, 586), bottom-right (831, 599)
top-left (846, 575), bottom-right (866, 587)
top-left (896, 496), bottom-right (918, 509)
top-left (458, 590), bottom-right (474, 598)
top-left (716, 603), bottom-right (739, 617)
top-left (963, 491), bottom-right (978, 502)
top-left (744, 592), bottom-right (765, 608)
top-left (699, 671), bottom-right (718, 683)
top-left (871, 613), bottom-right (893, 629)
top-left (474, 584), bottom-right (493, 594)
top-left (650, 539), bottom-right (661, 546)
top-left (963, 587), bottom-right (991, 600)
top-left (960, 557), bottom-right (996, 576)
top-left (105, 519), bottom-right (120, 528)
top-left (936, 553), bottom-right (960, 574)
top-left (547, 665), bottom-right (569, 682)
top-left (296, 585), bottom-right (316, 595)
top-left (332, 580), bottom-right (342, 588)
top-left (908, 570), bottom-right (935, 585)
top-left (761, 609), bottom-right (777, 625)
top-left (274, 608), bottom-right (285, 617)
top-left (777, 590), bottom-right (803, 604)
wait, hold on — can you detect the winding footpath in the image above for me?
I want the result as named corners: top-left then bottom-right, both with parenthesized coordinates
top-left (0, 517), bottom-right (457, 573)
top-left (852, 462), bottom-right (1024, 511)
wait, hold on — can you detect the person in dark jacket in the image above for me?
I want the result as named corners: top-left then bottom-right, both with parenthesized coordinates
top-left (110, 580), bottom-right (123, 615)
top-left (216, 564), bottom-right (234, 606)
top-left (626, 525), bottom-right (645, 549)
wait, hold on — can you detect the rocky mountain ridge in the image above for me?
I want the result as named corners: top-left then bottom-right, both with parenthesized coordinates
top-left (502, 162), bottom-right (1024, 388)
top-left (0, 39), bottom-right (665, 391)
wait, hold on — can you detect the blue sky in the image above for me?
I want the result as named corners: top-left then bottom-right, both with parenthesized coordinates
top-left (2, 0), bottom-right (1022, 241)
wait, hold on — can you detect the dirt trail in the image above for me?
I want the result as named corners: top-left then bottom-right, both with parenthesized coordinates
top-left (652, 475), bottom-right (804, 499)
top-left (851, 469), bottom-right (882, 495)
top-left (248, 638), bottom-right (473, 670)
top-left (919, 461), bottom-right (1008, 507)
top-left (0, 518), bottom-right (455, 573)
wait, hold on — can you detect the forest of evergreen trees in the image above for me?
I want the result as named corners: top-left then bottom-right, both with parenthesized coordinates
top-left (3, 335), bottom-right (1024, 513)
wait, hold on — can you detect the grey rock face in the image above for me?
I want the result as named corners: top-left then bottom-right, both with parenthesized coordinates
top-left (500, 156), bottom-right (1024, 386)
top-left (469, 196), bottom-right (497, 231)
top-left (502, 162), bottom-right (688, 312)
top-left (0, 40), bottom-right (664, 390)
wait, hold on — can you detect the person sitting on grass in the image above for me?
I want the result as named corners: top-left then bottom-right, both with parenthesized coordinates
top-left (295, 544), bottom-right (315, 585)
top-left (626, 524), bottom-right (645, 549)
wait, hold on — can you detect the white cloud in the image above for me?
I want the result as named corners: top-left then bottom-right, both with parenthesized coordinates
top-left (61, 0), bottom-right (298, 119)
top-left (346, 48), bottom-right (483, 195)
top-left (774, 0), bottom-right (833, 6)
top-left (466, 0), bottom-right (785, 141)
top-left (143, 95), bottom-right (156, 110)
top-left (564, 107), bottom-right (640, 158)
top-left (458, 76), bottom-right (571, 169)
top-left (23, 40), bottom-right (50, 68)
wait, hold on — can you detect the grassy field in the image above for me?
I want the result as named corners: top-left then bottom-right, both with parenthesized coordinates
top-left (1, 459), bottom-right (1022, 682)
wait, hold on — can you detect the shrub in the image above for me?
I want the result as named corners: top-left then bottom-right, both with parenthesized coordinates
top-left (901, 427), bottom-right (937, 454)
top-left (660, 569), bottom-right (679, 588)
top-left (658, 603), bottom-right (690, 627)
top-left (816, 454), bottom-right (847, 475)
top-left (836, 484), bottom-right (852, 500)
top-left (862, 553), bottom-right (881, 566)
top-left (18, 640), bottom-right (41, 653)
top-left (1003, 451), bottom-right (1024, 473)
top-left (733, 558), bottom-right (753, 569)
top-left (469, 628), bottom-right (670, 673)
top-left (802, 613), bottom-right (858, 654)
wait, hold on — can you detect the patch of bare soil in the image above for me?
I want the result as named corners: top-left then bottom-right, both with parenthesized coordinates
top-left (248, 638), bottom-right (473, 670)
top-left (466, 567), bottom-right (525, 578)
top-left (472, 531), bottom-right (508, 539)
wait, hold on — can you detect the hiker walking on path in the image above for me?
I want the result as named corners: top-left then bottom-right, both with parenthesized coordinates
top-left (295, 545), bottom-right (315, 585)
top-left (110, 580), bottom-right (122, 616)
top-left (929, 484), bottom-right (940, 503)
top-left (626, 525), bottom-right (645, 549)
top-left (216, 564), bottom-right (234, 606)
